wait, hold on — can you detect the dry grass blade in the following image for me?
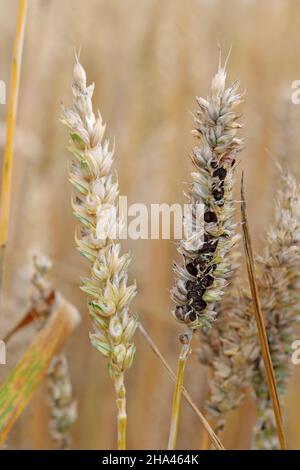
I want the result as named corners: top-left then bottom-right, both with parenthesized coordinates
top-left (0, 296), bottom-right (80, 445)
top-left (138, 323), bottom-right (225, 450)
top-left (0, 0), bottom-right (28, 306)
top-left (241, 173), bottom-right (287, 450)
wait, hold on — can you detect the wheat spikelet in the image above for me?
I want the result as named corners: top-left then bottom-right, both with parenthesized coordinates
top-left (62, 57), bottom-right (138, 449)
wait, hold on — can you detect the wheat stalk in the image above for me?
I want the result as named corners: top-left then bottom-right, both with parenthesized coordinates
top-left (62, 57), bottom-right (138, 450)
top-left (0, 0), bottom-right (27, 311)
top-left (168, 53), bottom-right (243, 449)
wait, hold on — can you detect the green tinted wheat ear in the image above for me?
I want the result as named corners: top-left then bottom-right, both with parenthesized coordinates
top-left (62, 58), bottom-right (138, 450)
top-left (168, 56), bottom-right (244, 449)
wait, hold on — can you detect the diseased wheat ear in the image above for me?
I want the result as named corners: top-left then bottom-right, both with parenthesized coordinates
top-left (168, 57), bottom-right (244, 450)
top-left (171, 61), bottom-right (243, 331)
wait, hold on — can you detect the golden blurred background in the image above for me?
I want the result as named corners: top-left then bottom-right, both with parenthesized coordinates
top-left (1, 0), bottom-right (300, 449)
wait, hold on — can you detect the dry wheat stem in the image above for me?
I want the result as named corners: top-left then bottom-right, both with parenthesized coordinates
top-left (167, 331), bottom-right (192, 450)
top-left (0, 296), bottom-right (80, 446)
top-left (138, 324), bottom-right (225, 450)
top-left (0, 0), bottom-right (27, 309)
top-left (241, 174), bottom-right (287, 450)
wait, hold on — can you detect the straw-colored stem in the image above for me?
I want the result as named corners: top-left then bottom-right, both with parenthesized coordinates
top-left (114, 373), bottom-right (127, 450)
top-left (0, 0), bottom-right (27, 306)
top-left (0, 296), bottom-right (80, 445)
top-left (241, 174), bottom-right (287, 450)
top-left (139, 323), bottom-right (224, 450)
top-left (167, 331), bottom-right (193, 450)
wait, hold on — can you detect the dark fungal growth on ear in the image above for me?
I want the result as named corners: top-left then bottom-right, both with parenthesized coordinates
top-left (171, 56), bottom-right (244, 330)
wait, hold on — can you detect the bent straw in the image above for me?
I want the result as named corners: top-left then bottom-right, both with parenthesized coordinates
top-left (0, 296), bottom-right (80, 445)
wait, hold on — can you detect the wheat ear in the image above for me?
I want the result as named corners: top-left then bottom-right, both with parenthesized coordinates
top-left (47, 354), bottom-right (78, 450)
top-left (241, 176), bottom-right (287, 450)
top-left (168, 54), bottom-right (243, 449)
top-left (62, 58), bottom-right (138, 450)
top-left (30, 254), bottom-right (77, 449)
top-left (197, 249), bottom-right (253, 427)
top-left (247, 171), bottom-right (300, 449)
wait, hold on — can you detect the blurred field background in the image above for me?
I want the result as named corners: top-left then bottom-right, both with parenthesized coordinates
top-left (1, 0), bottom-right (300, 450)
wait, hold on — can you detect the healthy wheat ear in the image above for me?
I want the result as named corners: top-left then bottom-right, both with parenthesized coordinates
top-left (62, 58), bottom-right (138, 450)
top-left (168, 55), bottom-right (243, 449)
